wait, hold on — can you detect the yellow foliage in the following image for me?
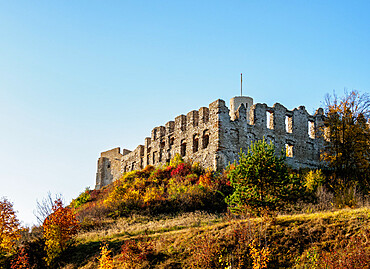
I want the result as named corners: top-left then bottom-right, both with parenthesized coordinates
top-left (249, 240), bottom-right (270, 269)
top-left (123, 189), bottom-right (141, 201)
top-left (304, 170), bottom-right (325, 192)
top-left (170, 153), bottom-right (184, 167)
top-left (0, 198), bottom-right (21, 254)
top-left (120, 171), bottom-right (138, 182)
top-left (143, 186), bottom-right (165, 204)
top-left (104, 182), bottom-right (130, 207)
top-left (98, 243), bottom-right (115, 269)
top-left (167, 178), bottom-right (191, 199)
top-left (133, 177), bottom-right (147, 190)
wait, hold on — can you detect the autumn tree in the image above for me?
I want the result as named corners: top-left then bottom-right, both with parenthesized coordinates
top-left (42, 198), bottom-right (79, 265)
top-left (322, 90), bottom-right (370, 194)
top-left (0, 198), bottom-right (21, 255)
top-left (10, 247), bottom-right (30, 269)
top-left (98, 243), bottom-right (114, 269)
top-left (34, 192), bottom-right (63, 224)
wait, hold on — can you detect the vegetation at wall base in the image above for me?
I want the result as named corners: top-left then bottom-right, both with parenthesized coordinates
top-left (226, 140), bottom-right (305, 217)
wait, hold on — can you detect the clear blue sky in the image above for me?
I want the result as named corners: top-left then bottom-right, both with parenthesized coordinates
top-left (1, 1), bottom-right (369, 225)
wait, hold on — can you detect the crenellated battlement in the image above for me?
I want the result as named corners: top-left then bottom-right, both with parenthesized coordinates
top-left (96, 96), bottom-right (325, 189)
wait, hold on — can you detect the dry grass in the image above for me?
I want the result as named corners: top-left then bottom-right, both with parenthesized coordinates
top-left (278, 206), bottom-right (370, 223)
top-left (77, 211), bottom-right (224, 243)
top-left (60, 207), bottom-right (370, 268)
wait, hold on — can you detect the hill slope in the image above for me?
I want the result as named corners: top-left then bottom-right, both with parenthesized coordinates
top-left (60, 207), bottom-right (369, 268)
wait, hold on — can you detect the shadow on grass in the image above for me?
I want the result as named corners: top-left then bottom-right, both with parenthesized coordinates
top-left (60, 241), bottom-right (101, 267)
top-left (60, 240), bottom-right (169, 268)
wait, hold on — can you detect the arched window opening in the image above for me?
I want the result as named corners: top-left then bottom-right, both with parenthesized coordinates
top-left (308, 120), bottom-right (315, 139)
top-left (168, 136), bottom-right (174, 148)
top-left (285, 143), bottom-right (294, 158)
top-left (285, 115), bottom-right (293, 133)
top-left (181, 140), bottom-right (187, 157)
top-left (147, 147), bottom-right (151, 165)
top-left (193, 134), bottom-right (199, 153)
top-left (267, 111), bottom-right (274, 129)
top-left (202, 130), bottom-right (210, 149)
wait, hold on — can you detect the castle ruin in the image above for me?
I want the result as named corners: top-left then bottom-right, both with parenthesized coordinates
top-left (95, 96), bottom-right (325, 189)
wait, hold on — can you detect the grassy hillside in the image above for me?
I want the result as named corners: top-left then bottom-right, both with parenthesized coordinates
top-left (59, 207), bottom-right (369, 268)
top-left (4, 151), bottom-right (369, 268)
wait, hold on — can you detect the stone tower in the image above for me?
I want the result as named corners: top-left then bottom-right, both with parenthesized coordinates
top-left (229, 96), bottom-right (254, 122)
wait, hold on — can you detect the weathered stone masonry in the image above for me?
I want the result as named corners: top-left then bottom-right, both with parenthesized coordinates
top-left (96, 96), bottom-right (325, 189)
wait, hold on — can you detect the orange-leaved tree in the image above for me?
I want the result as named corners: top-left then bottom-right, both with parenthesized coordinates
top-left (11, 247), bottom-right (30, 269)
top-left (0, 198), bottom-right (21, 255)
top-left (43, 198), bottom-right (79, 265)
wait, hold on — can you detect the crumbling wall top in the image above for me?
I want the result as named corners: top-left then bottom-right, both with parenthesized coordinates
top-left (101, 147), bottom-right (124, 158)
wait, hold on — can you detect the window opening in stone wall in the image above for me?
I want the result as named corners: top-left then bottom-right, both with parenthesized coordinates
top-left (153, 129), bottom-right (157, 140)
top-left (169, 136), bottom-right (174, 147)
top-left (159, 150), bottom-right (162, 162)
top-left (285, 143), bottom-right (293, 158)
top-left (107, 164), bottom-right (111, 169)
top-left (308, 121), bottom-right (315, 139)
top-left (267, 111), bottom-right (274, 129)
top-left (153, 152), bottom-right (156, 164)
top-left (160, 141), bottom-right (165, 149)
top-left (181, 140), bottom-right (186, 157)
top-left (201, 112), bottom-right (209, 124)
top-left (285, 115), bottom-right (293, 133)
top-left (131, 162), bottom-right (136, 171)
top-left (202, 130), bottom-right (210, 149)
top-left (193, 134), bottom-right (199, 153)
top-left (147, 147), bottom-right (151, 164)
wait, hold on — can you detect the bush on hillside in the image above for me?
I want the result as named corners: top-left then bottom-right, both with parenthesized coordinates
top-left (98, 154), bottom-right (230, 217)
top-left (226, 139), bottom-right (303, 216)
top-left (71, 188), bottom-right (91, 209)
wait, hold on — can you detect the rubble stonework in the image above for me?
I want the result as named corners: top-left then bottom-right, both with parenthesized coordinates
top-left (95, 96), bottom-right (325, 189)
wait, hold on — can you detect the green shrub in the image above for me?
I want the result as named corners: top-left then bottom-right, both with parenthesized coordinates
top-left (71, 188), bottom-right (91, 209)
top-left (226, 139), bottom-right (302, 216)
top-left (304, 170), bottom-right (325, 193)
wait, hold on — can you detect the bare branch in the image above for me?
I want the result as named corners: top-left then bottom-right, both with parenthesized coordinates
top-left (33, 192), bottom-right (63, 224)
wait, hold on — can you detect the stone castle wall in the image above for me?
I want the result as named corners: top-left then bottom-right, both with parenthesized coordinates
top-left (216, 99), bottom-right (325, 170)
top-left (95, 97), bottom-right (325, 189)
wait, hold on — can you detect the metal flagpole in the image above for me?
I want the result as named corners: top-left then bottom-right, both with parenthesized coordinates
top-left (241, 73), bottom-right (243, 96)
